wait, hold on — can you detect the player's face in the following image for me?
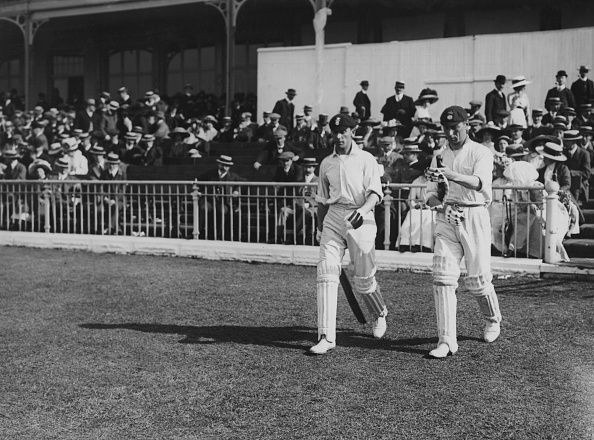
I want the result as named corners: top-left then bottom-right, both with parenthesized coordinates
top-left (333, 127), bottom-right (352, 153)
top-left (443, 121), bottom-right (468, 149)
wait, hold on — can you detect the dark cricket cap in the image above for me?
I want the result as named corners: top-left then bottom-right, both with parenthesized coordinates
top-left (329, 114), bottom-right (358, 133)
top-left (440, 106), bottom-right (468, 125)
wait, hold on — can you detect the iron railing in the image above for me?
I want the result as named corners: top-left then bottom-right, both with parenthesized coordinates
top-left (0, 180), bottom-right (549, 259)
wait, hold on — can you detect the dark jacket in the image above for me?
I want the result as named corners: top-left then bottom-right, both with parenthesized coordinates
top-left (485, 89), bottom-right (507, 123)
top-left (2, 161), bottom-right (27, 180)
top-left (272, 99), bottom-right (295, 131)
top-left (353, 91), bottom-right (371, 121)
top-left (565, 146), bottom-right (591, 198)
top-left (537, 162), bottom-right (571, 192)
top-left (570, 77), bottom-right (594, 109)
top-left (380, 95), bottom-right (415, 134)
top-left (545, 87), bottom-right (576, 110)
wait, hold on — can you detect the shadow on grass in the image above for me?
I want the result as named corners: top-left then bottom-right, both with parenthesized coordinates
top-left (80, 323), bottom-right (476, 355)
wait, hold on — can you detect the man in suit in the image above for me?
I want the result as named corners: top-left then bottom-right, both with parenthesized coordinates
top-left (254, 127), bottom-right (300, 170)
top-left (485, 75), bottom-right (507, 124)
top-left (198, 154), bottom-right (246, 239)
top-left (353, 80), bottom-right (371, 121)
top-left (274, 151), bottom-right (304, 243)
top-left (1, 147), bottom-right (26, 180)
top-left (542, 97), bottom-right (563, 126)
top-left (545, 70), bottom-right (576, 110)
top-left (574, 104), bottom-right (593, 129)
top-left (74, 98), bottom-right (98, 134)
top-left (99, 152), bottom-right (127, 234)
top-left (570, 65), bottom-right (594, 109)
top-left (563, 130), bottom-right (591, 204)
top-left (272, 88), bottom-right (296, 132)
top-left (381, 81), bottom-right (415, 138)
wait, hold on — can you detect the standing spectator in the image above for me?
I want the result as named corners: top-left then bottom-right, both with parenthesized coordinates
top-left (74, 99), bottom-right (97, 133)
top-left (117, 86), bottom-right (132, 108)
top-left (413, 88), bottom-right (439, 121)
top-left (99, 152), bottom-right (126, 235)
top-left (524, 109), bottom-right (548, 139)
top-left (380, 81), bottom-right (415, 137)
top-left (353, 80), bottom-right (371, 121)
top-left (466, 100), bottom-right (485, 123)
top-left (545, 70), bottom-right (576, 110)
top-left (294, 157), bottom-right (319, 241)
top-left (274, 151), bottom-right (304, 242)
top-left (574, 103), bottom-right (593, 129)
top-left (507, 76), bottom-right (531, 128)
top-left (255, 111), bottom-right (272, 142)
top-left (563, 129), bottom-right (591, 204)
top-left (309, 114), bottom-right (332, 150)
top-left (303, 105), bottom-right (314, 127)
top-left (485, 75), bottom-right (507, 124)
top-left (571, 65), bottom-right (594, 110)
top-left (272, 88), bottom-right (296, 132)
top-left (290, 114), bottom-right (310, 150)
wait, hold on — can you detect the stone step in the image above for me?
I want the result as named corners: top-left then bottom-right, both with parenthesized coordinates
top-left (582, 199), bottom-right (594, 210)
top-left (563, 238), bottom-right (594, 258)
top-left (583, 209), bottom-right (594, 224)
top-left (576, 224), bottom-right (594, 239)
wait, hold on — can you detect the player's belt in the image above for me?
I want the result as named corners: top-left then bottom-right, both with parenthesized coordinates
top-left (444, 201), bottom-right (486, 208)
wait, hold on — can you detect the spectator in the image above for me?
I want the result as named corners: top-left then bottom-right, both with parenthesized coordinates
top-left (216, 116), bottom-right (234, 142)
top-left (272, 88), bottom-right (296, 131)
top-left (235, 112), bottom-right (257, 142)
top-left (508, 76), bottom-right (531, 128)
top-left (380, 81), bottom-right (415, 137)
top-left (571, 65), bottom-right (594, 110)
top-left (86, 145), bottom-right (106, 180)
top-left (524, 109), bottom-right (548, 139)
top-left (290, 114), bottom-right (311, 150)
top-left (294, 157), bottom-right (319, 241)
top-left (537, 141), bottom-right (571, 192)
top-left (508, 124), bottom-right (525, 146)
top-left (198, 115), bottom-right (218, 142)
top-left (496, 134), bottom-right (511, 153)
top-left (309, 114), bottom-right (332, 150)
top-left (562, 129), bottom-right (591, 204)
top-left (117, 86), bottom-right (132, 108)
top-left (29, 120), bottom-right (49, 155)
top-left (254, 127), bottom-right (300, 170)
top-left (545, 70), bottom-right (576, 110)
top-left (165, 127), bottom-right (191, 160)
top-left (574, 103), bottom-right (593, 129)
top-left (485, 75), bottom-right (507, 124)
top-left (99, 152), bottom-right (126, 235)
top-left (542, 97), bottom-right (562, 126)
top-left (63, 137), bottom-right (88, 177)
top-left (27, 158), bottom-right (51, 180)
top-left (255, 111), bottom-right (272, 142)
top-left (148, 111), bottom-right (170, 140)
top-left (274, 151), bottom-right (304, 242)
top-left (467, 100), bottom-right (485, 123)
top-left (1, 147), bottom-right (26, 180)
top-left (413, 88), bottom-right (439, 121)
top-left (119, 132), bottom-right (144, 165)
top-left (353, 80), bottom-right (371, 121)
top-left (139, 134), bottom-right (163, 166)
top-left (579, 125), bottom-right (594, 165)
top-left (95, 101), bottom-right (120, 141)
top-left (303, 105), bottom-right (314, 127)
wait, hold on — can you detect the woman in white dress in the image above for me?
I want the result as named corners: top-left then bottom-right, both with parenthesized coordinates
top-left (507, 76), bottom-right (531, 128)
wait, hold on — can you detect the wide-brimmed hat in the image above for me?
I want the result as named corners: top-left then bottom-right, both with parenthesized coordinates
top-left (505, 145), bottom-right (528, 158)
top-left (415, 88), bottom-right (439, 105)
top-left (106, 152), bottom-right (120, 164)
top-left (402, 143), bottom-right (421, 154)
top-left (141, 134), bottom-right (155, 142)
top-left (511, 76), bottom-right (531, 88)
top-left (301, 157), bottom-right (318, 167)
top-left (468, 117), bottom-right (483, 127)
top-left (541, 142), bottom-right (567, 161)
top-left (216, 155), bottom-right (234, 166)
top-left (546, 96), bottom-right (562, 105)
top-left (477, 122), bottom-right (501, 139)
top-left (48, 143), bottom-right (63, 156)
top-left (28, 159), bottom-right (52, 176)
top-left (524, 134), bottom-right (557, 152)
top-left (171, 127), bottom-right (190, 138)
top-left (2, 148), bottom-right (20, 159)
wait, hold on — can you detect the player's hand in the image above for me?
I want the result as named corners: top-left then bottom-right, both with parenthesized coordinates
top-left (345, 210), bottom-right (364, 229)
top-left (253, 162), bottom-right (262, 170)
top-left (316, 228), bottom-right (322, 243)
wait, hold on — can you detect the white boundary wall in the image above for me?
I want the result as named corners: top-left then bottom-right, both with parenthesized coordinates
top-left (4, 231), bottom-right (593, 277)
top-left (257, 27), bottom-right (594, 121)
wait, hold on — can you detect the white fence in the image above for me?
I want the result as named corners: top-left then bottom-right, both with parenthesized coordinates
top-left (257, 27), bottom-right (594, 121)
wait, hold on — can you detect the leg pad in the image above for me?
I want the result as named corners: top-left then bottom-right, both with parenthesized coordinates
top-left (360, 285), bottom-right (387, 319)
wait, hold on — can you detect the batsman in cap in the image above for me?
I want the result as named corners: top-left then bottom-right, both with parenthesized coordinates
top-left (424, 105), bottom-right (502, 358)
top-left (310, 114), bottom-right (389, 355)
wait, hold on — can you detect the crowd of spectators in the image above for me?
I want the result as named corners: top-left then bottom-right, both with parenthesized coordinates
top-left (0, 65), bottom-right (593, 256)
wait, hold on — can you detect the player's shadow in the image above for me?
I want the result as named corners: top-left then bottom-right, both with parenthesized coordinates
top-left (80, 323), bottom-right (480, 356)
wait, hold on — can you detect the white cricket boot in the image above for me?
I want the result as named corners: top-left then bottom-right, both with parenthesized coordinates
top-left (372, 307), bottom-right (388, 339)
top-left (309, 336), bottom-right (336, 355)
top-left (429, 285), bottom-right (458, 358)
top-left (484, 322), bottom-right (501, 343)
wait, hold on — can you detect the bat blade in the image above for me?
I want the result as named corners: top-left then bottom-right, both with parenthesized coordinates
top-left (339, 269), bottom-right (367, 324)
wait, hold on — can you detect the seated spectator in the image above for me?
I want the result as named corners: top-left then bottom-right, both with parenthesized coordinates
top-left (1, 146), bottom-right (26, 180)
top-left (139, 134), bottom-right (163, 166)
top-left (216, 116), bottom-right (234, 143)
top-left (62, 138), bottom-right (88, 177)
top-left (466, 100), bottom-right (485, 123)
top-left (537, 142), bottom-right (571, 192)
top-left (27, 158), bottom-right (51, 180)
top-left (293, 157), bottom-right (319, 242)
top-left (165, 127), bottom-right (191, 161)
top-left (235, 112), bottom-right (257, 142)
top-left (574, 103), bottom-right (593, 129)
top-left (578, 125), bottom-right (593, 165)
top-left (542, 97), bottom-right (562, 126)
top-left (87, 145), bottom-right (106, 180)
top-left (562, 129), bottom-right (591, 204)
top-left (467, 117), bottom-right (483, 142)
top-left (197, 154), bottom-right (246, 239)
top-left (524, 109), bottom-right (549, 140)
top-left (198, 115), bottom-right (219, 142)
top-left (254, 127), bottom-right (300, 170)
top-left (119, 132), bottom-right (144, 165)
top-left (147, 111), bottom-right (170, 140)
top-left (255, 111), bottom-right (272, 142)
top-left (508, 124), bottom-right (525, 146)
top-left (375, 136), bottom-right (401, 183)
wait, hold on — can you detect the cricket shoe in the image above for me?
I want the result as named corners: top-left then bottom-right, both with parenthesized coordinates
top-left (483, 322), bottom-right (501, 343)
top-left (372, 315), bottom-right (387, 339)
top-left (309, 337), bottom-right (336, 355)
top-left (428, 342), bottom-right (458, 358)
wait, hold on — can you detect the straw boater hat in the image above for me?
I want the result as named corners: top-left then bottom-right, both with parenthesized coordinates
top-left (106, 152), bottom-right (120, 165)
top-left (48, 142), bottom-right (63, 156)
top-left (511, 76), bottom-right (531, 89)
top-left (171, 127), bottom-right (190, 138)
top-left (89, 145), bottom-right (106, 156)
top-left (62, 137), bottom-right (78, 152)
top-left (402, 142), bottom-right (422, 154)
top-left (2, 148), bottom-right (20, 159)
top-left (54, 156), bottom-right (70, 169)
top-left (203, 115), bottom-right (218, 124)
top-left (301, 157), bottom-right (319, 167)
top-left (562, 129), bottom-right (582, 143)
top-left (216, 155), bottom-right (234, 166)
top-left (541, 142), bottom-right (567, 161)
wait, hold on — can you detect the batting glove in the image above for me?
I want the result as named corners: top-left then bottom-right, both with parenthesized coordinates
top-left (345, 210), bottom-right (364, 229)
top-left (445, 205), bottom-right (465, 226)
top-left (425, 167), bottom-right (446, 183)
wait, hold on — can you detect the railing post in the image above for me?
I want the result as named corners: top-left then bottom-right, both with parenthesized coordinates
top-left (43, 183), bottom-right (51, 233)
top-left (383, 185), bottom-right (392, 250)
top-left (192, 180), bottom-right (200, 239)
top-left (543, 182), bottom-right (559, 264)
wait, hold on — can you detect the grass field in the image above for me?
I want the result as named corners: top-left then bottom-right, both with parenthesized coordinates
top-left (0, 246), bottom-right (592, 440)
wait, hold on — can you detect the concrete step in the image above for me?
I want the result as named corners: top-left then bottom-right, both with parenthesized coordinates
top-left (582, 199), bottom-right (594, 210)
top-left (563, 238), bottom-right (594, 258)
top-left (576, 224), bottom-right (594, 239)
top-left (583, 209), bottom-right (594, 224)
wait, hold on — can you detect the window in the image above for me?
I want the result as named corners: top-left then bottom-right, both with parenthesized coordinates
top-left (167, 46), bottom-right (217, 95)
top-left (109, 50), bottom-right (153, 97)
top-left (0, 59), bottom-right (22, 94)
